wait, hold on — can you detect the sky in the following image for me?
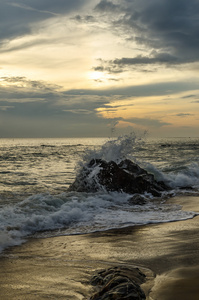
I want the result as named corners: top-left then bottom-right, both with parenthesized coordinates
top-left (0, 0), bottom-right (199, 138)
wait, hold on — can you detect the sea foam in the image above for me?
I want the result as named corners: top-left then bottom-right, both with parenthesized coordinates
top-left (0, 134), bottom-right (199, 254)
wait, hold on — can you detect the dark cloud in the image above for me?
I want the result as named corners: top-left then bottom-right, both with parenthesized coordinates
top-left (18, 0), bottom-right (83, 14)
top-left (65, 80), bottom-right (199, 97)
top-left (0, 75), bottom-right (175, 137)
top-left (94, 0), bottom-right (121, 12)
top-left (96, 53), bottom-right (181, 73)
top-left (0, 75), bottom-right (197, 137)
top-left (1, 76), bottom-right (60, 91)
top-left (0, 76), bottom-right (114, 137)
top-left (175, 113), bottom-right (194, 117)
top-left (113, 53), bottom-right (179, 66)
top-left (123, 0), bottom-right (199, 56)
top-left (2, 76), bottom-right (198, 118)
top-left (93, 0), bottom-right (199, 72)
top-left (182, 94), bottom-right (197, 99)
top-left (0, 0), bottom-right (85, 42)
top-left (93, 62), bottom-right (124, 74)
top-left (125, 117), bottom-right (171, 128)
top-left (73, 14), bottom-right (96, 23)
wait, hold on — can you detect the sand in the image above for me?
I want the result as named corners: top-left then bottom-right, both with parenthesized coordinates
top-left (1, 195), bottom-right (199, 299)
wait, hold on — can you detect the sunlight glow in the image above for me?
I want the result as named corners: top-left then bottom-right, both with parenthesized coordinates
top-left (88, 71), bottom-right (104, 81)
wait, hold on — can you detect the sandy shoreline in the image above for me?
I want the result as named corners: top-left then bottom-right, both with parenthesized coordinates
top-left (1, 195), bottom-right (199, 299)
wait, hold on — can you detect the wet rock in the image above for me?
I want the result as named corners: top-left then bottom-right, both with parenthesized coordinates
top-left (89, 266), bottom-right (146, 300)
top-left (128, 194), bottom-right (147, 205)
top-left (68, 158), bottom-right (170, 196)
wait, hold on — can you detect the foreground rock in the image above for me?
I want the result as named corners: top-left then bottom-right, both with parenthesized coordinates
top-left (89, 266), bottom-right (146, 300)
top-left (68, 159), bottom-right (169, 197)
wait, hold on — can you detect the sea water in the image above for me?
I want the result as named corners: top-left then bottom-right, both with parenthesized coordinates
top-left (0, 135), bottom-right (199, 253)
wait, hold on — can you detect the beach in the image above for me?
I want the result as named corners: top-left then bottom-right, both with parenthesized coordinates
top-left (0, 195), bottom-right (199, 299)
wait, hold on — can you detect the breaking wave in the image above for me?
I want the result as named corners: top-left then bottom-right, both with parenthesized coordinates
top-left (0, 134), bottom-right (199, 253)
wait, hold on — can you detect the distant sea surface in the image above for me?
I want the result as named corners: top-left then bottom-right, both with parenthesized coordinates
top-left (0, 135), bottom-right (199, 253)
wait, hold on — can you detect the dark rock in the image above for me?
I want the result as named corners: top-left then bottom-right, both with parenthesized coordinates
top-left (90, 266), bottom-right (146, 300)
top-left (91, 266), bottom-right (146, 287)
top-left (179, 186), bottom-right (194, 190)
top-left (128, 194), bottom-right (147, 205)
top-left (68, 158), bottom-right (170, 196)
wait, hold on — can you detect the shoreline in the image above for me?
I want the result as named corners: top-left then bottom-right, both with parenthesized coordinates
top-left (1, 195), bottom-right (199, 299)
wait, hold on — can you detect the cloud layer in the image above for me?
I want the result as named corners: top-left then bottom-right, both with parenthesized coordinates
top-left (0, 0), bottom-right (199, 137)
top-left (0, 0), bottom-right (85, 41)
top-left (93, 0), bottom-right (199, 72)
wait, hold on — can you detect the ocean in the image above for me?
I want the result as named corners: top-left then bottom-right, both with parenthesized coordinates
top-left (0, 134), bottom-right (199, 254)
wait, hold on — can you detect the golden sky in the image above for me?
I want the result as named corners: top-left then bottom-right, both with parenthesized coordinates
top-left (0, 0), bottom-right (199, 138)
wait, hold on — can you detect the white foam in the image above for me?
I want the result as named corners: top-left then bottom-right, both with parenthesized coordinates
top-left (166, 163), bottom-right (199, 188)
top-left (0, 191), bottom-right (197, 253)
top-left (80, 133), bottom-right (146, 166)
top-left (141, 161), bottom-right (199, 190)
top-left (0, 134), bottom-right (199, 253)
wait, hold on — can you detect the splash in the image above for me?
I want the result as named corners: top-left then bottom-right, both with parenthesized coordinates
top-left (79, 132), bottom-right (147, 168)
top-left (75, 133), bottom-right (199, 191)
top-left (0, 135), bottom-right (198, 254)
top-left (164, 162), bottom-right (199, 189)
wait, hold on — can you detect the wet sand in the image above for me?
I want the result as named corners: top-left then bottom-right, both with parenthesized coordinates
top-left (1, 195), bottom-right (199, 299)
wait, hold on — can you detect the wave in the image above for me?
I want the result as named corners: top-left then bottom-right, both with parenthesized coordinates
top-left (144, 162), bottom-right (199, 189)
top-left (0, 134), bottom-right (199, 254)
top-left (0, 190), bottom-right (197, 253)
top-left (76, 133), bottom-right (199, 191)
top-left (78, 133), bottom-right (146, 166)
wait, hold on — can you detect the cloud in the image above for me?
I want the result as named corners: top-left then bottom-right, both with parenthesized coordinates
top-left (0, 76), bottom-right (59, 90)
top-left (124, 0), bottom-right (199, 56)
top-left (0, 76), bottom-right (114, 120)
top-left (181, 94), bottom-right (199, 103)
top-left (1, 76), bottom-right (196, 134)
top-left (0, 106), bottom-right (15, 111)
top-left (65, 80), bottom-right (199, 97)
top-left (0, 75), bottom-right (175, 137)
top-left (92, 0), bottom-right (199, 72)
top-left (0, 74), bottom-right (198, 137)
top-left (73, 14), bottom-right (96, 23)
top-left (113, 53), bottom-right (180, 66)
top-left (1, 1), bottom-right (198, 138)
top-left (0, 75), bottom-right (115, 138)
top-left (63, 109), bottom-right (93, 115)
top-left (93, 61), bottom-right (124, 74)
top-left (11, 0), bottom-right (85, 14)
top-left (95, 53), bottom-right (181, 73)
top-left (182, 94), bottom-right (197, 99)
top-left (175, 113), bottom-right (194, 117)
top-left (0, 77), bottom-right (61, 117)
top-left (0, 37), bottom-right (61, 53)
top-left (94, 0), bottom-right (121, 12)
top-left (0, 0), bottom-right (86, 43)
top-left (125, 117), bottom-right (171, 128)
top-left (9, 2), bottom-right (60, 16)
